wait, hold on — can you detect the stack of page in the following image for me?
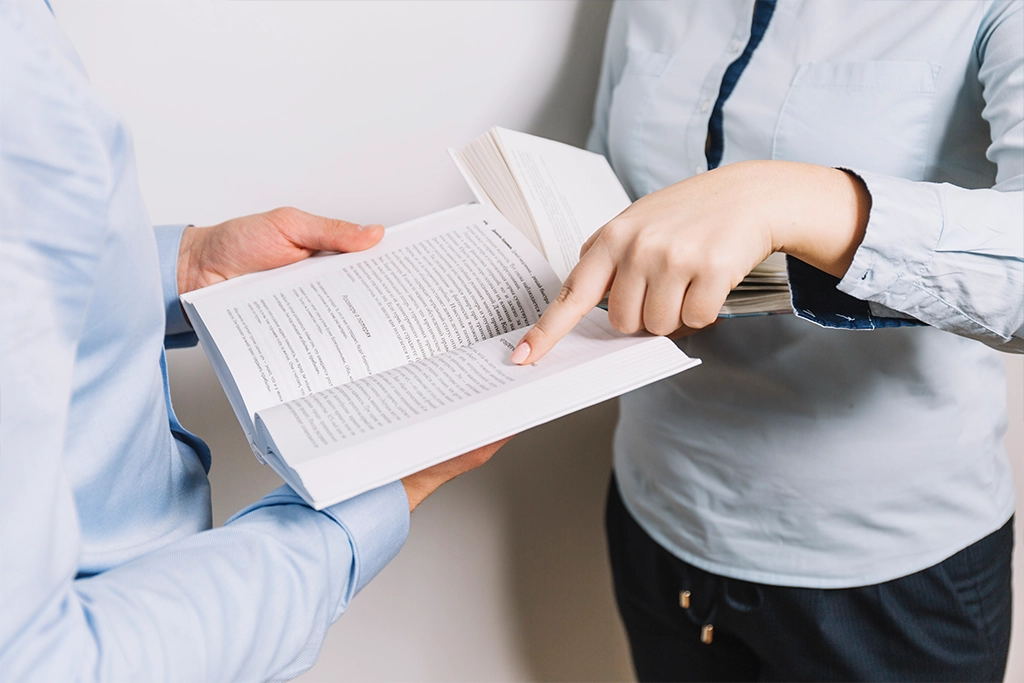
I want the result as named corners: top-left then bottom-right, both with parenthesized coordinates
top-left (717, 251), bottom-right (791, 316)
top-left (450, 127), bottom-right (792, 316)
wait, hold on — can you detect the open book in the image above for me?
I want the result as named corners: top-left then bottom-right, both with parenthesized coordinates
top-left (182, 204), bottom-right (699, 509)
top-left (450, 127), bottom-right (792, 316)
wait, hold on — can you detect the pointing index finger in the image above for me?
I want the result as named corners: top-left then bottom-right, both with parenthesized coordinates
top-left (511, 247), bottom-right (615, 365)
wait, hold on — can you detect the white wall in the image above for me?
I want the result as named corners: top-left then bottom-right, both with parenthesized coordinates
top-left (55, 2), bottom-right (1024, 681)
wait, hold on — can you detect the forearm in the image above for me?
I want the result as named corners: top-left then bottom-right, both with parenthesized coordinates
top-left (763, 161), bottom-right (871, 279)
top-left (759, 162), bottom-right (1023, 350)
top-left (59, 484), bottom-right (408, 683)
top-left (782, 0), bottom-right (1023, 350)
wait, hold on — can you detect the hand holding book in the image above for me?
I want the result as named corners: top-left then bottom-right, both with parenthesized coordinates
top-left (181, 203), bottom-right (698, 508)
top-left (185, 128), bottom-right (754, 508)
top-left (177, 207), bottom-right (385, 296)
top-left (181, 129), bottom-right (858, 506)
top-left (450, 128), bottom-right (796, 329)
top-left (511, 159), bottom-right (870, 365)
top-left (174, 205), bottom-right (514, 510)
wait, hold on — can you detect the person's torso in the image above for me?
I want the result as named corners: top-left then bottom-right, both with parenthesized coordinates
top-left (4, 1), bottom-right (211, 575)
top-left (601, 0), bottom-right (1014, 586)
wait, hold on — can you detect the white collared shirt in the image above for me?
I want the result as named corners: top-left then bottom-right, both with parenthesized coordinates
top-left (590, 0), bottom-right (1023, 587)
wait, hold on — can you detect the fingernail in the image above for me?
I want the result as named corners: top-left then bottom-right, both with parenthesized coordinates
top-left (358, 223), bottom-right (381, 232)
top-left (510, 341), bottom-right (530, 365)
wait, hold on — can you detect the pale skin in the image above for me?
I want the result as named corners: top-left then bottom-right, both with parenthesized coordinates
top-left (176, 206), bottom-right (509, 512)
top-left (510, 160), bottom-right (871, 364)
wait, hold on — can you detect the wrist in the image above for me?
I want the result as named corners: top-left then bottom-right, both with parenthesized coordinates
top-left (177, 225), bottom-right (202, 296)
top-left (400, 477), bottom-right (432, 513)
top-left (767, 162), bottom-right (869, 278)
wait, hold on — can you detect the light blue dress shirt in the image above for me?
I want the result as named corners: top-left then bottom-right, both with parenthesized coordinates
top-left (592, 0), bottom-right (1023, 587)
top-left (0, 2), bottom-right (409, 680)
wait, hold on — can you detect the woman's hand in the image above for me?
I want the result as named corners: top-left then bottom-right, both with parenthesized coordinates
top-left (510, 160), bottom-right (870, 365)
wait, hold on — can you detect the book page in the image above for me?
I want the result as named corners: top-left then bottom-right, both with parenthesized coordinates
top-left (181, 204), bottom-right (561, 433)
top-left (449, 137), bottom-right (542, 252)
top-left (255, 308), bottom-right (699, 508)
top-left (493, 128), bottom-right (632, 281)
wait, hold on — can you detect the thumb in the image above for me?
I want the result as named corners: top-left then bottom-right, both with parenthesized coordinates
top-left (279, 208), bottom-right (384, 253)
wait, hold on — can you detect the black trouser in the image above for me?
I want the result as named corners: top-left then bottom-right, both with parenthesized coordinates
top-left (606, 475), bottom-right (1014, 682)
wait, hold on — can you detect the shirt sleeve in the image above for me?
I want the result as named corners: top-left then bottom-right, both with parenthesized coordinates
top-left (154, 223), bottom-right (199, 349)
top-left (0, 5), bottom-right (411, 680)
top-left (1, 147), bottom-right (412, 683)
top-left (3, 434), bottom-right (408, 683)
top-left (1, 117), bottom-right (411, 681)
top-left (69, 483), bottom-right (409, 683)
top-left (790, 1), bottom-right (1024, 353)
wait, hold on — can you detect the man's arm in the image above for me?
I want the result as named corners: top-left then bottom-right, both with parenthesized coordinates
top-left (0, 163), bottom-right (409, 680)
top-left (167, 206), bottom-right (510, 511)
top-left (1, 197), bottom-right (501, 683)
top-left (0, 3), bottom-right (503, 678)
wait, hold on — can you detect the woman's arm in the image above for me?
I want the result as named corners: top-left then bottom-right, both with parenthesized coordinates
top-left (512, 2), bottom-right (1022, 364)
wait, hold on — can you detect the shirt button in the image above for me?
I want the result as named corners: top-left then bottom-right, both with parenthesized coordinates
top-left (729, 40), bottom-right (743, 54)
top-left (695, 165), bottom-right (705, 174)
top-left (700, 100), bottom-right (711, 113)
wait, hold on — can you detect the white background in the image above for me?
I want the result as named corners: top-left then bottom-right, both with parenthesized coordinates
top-left (55, 2), bottom-right (1024, 681)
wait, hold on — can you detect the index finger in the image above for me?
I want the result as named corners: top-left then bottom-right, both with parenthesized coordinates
top-left (510, 247), bottom-right (615, 365)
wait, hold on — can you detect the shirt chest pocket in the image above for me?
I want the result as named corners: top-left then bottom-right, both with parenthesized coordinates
top-left (771, 61), bottom-right (941, 180)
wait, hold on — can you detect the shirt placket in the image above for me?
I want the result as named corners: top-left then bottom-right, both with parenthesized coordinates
top-left (686, 19), bottom-right (749, 178)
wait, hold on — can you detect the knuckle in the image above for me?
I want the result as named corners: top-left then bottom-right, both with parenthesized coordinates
top-left (628, 231), bottom-right (672, 266)
top-left (624, 238), bottom-right (649, 266)
top-left (555, 282), bottom-right (580, 308)
top-left (682, 307), bottom-right (716, 329)
top-left (703, 251), bottom-right (733, 276)
top-left (269, 206), bottom-right (302, 224)
top-left (600, 218), bottom-right (627, 242)
top-left (607, 310), bottom-right (639, 334)
top-left (647, 318), bottom-right (677, 336)
top-left (663, 248), bottom-right (690, 272)
top-left (629, 228), bottom-right (656, 253)
top-left (600, 218), bottom-right (638, 252)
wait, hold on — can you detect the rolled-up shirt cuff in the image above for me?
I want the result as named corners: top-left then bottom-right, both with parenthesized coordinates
top-left (788, 256), bottom-right (923, 330)
top-left (154, 224), bottom-right (198, 348)
top-left (789, 169), bottom-right (924, 331)
top-left (836, 170), bottom-right (942, 311)
top-left (837, 170), bottom-right (1022, 344)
